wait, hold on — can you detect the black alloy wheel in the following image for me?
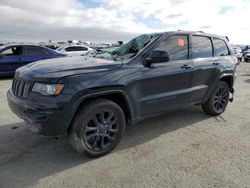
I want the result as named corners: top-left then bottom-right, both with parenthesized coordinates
top-left (202, 81), bottom-right (229, 116)
top-left (83, 109), bottom-right (119, 151)
top-left (70, 99), bottom-right (125, 158)
top-left (213, 86), bottom-right (229, 114)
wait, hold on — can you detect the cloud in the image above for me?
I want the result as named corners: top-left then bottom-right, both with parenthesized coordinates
top-left (0, 0), bottom-right (249, 44)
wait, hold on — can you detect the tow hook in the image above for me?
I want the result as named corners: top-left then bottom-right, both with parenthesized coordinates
top-left (229, 88), bottom-right (234, 102)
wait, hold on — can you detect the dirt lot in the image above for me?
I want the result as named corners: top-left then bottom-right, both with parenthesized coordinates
top-left (0, 63), bottom-right (250, 188)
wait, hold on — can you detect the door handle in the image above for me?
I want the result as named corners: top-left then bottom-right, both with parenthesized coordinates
top-left (181, 64), bottom-right (193, 69)
top-left (213, 62), bottom-right (219, 65)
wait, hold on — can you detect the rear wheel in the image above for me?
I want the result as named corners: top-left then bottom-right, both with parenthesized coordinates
top-left (70, 99), bottom-right (126, 158)
top-left (202, 81), bottom-right (229, 116)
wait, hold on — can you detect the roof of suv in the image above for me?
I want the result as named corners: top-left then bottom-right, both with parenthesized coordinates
top-left (163, 30), bottom-right (228, 41)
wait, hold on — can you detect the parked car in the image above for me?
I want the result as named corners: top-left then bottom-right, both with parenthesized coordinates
top-left (243, 45), bottom-right (250, 53)
top-left (0, 44), bottom-right (66, 76)
top-left (56, 45), bottom-right (94, 56)
top-left (232, 46), bottom-right (242, 64)
top-left (8, 31), bottom-right (237, 157)
top-left (243, 50), bottom-right (250, 62)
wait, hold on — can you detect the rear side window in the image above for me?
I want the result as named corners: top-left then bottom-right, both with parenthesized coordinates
top-left (65, 46), bottom-right (88, 52)
top-left (213, 38), bottom-right (229, 56)
top-left (24, 46), bottom-right (47, 56)
top-left (76, 46), bottom-right (88, 51)
top-left (192, 36), bottom-right (212, 58)
top-left (155, 35), bottom-right (189, 61)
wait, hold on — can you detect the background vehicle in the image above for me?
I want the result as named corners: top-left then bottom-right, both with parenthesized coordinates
top-left (243, 50), bottom-right (250, 62)
top-left (232, 46), bottom-right (242, 64)
top-left (0, 44), bottom-right (66, 76)
top-left (56, 45), bottom-right (94, 56)
top-left (8, 31), bottom-right (237, 157)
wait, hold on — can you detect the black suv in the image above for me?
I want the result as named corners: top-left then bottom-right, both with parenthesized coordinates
top-left (7, 31), bottom-right (237, 157)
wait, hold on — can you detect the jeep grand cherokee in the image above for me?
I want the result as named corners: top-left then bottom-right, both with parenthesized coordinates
top-left (7, 31), bottom-right (237, 157)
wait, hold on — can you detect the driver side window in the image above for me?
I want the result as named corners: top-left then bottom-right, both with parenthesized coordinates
top-left (154, 35), bottom-right (189, 61)
top-left (0, 46), bottom-right (23, 56)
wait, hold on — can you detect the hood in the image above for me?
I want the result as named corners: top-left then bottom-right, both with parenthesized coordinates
top-left (16, 56), bottom-right (122, 82)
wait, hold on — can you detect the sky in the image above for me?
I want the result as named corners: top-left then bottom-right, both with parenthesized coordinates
top-left (0, 0), bottom-right (250, 44)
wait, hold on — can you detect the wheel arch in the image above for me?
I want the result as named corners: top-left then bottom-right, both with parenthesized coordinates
top-left (67, 90), bottom-right (135, 135)
top-left (203, 73), bottom-right (234, 103)
top-left (220, 74), bottom-right (234, 91)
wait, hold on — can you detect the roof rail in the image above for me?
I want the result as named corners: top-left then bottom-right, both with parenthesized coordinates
top-left (177, 30), bottom-right (205, 33)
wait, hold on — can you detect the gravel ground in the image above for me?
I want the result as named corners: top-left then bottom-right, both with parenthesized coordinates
top-left (0, 63), bottom-right (250, 188)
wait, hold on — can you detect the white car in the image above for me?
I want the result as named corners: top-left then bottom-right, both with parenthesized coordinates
top-left (56, 45), bottom-right (94, 56)
top-left (232, 46), bottom-right (242, 64)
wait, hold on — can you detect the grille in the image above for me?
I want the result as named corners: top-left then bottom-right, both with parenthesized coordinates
top-left (12, 78), bottom-right (33, 98)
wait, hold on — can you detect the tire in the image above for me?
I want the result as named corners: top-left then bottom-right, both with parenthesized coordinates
top-left (69, 99), bottom-right (126, 158)
top-left (202, 81), bottom-right (230, 116)
top-left (238, 58), bottom-right (241, 64)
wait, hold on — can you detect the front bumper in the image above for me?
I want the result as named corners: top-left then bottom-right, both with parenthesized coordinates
top-left (7, 89), bottom-right (75, 136)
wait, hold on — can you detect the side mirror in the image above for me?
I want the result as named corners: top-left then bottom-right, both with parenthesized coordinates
top-left (144, 50), bottom-right (170, 67)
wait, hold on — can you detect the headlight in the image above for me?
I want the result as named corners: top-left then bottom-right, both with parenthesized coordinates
top-left (32, 83), bottom-right (64, 96)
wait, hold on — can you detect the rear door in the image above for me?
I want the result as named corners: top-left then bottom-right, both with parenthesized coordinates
top-left (76, 46), bottom-right (88, 55)
top-left (190, 35), bottom-right (220, 103)
top-left (139, 34), bottom-right (194, 116)
top-left (21, 46), bottom-right (49, 66)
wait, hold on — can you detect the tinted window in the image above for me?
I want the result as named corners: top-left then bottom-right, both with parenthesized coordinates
top-left (155, 35), bottom-right (189, 61)
top-left (24, 46), bottom-right (47, 56)
top-left (65, 46), bottom-right (88, 52)
top-left (65, 47), bottom-right (76, 52)
top-left (192, 36), bottom-right (212, 58)
top-left (76, 46), bottom-right (88, 51)
top-left (213, 38), bottom-right (229, 56)
top-left (0, 46), bottom-right (23, 56)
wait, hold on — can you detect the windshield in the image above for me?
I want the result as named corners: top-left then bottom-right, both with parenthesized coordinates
top-left (0, 46), bottom-right (6, 52)
top-left (87, 33), bottom-right (162, 60)
top-left (56, 46), bottom-right (65, 51)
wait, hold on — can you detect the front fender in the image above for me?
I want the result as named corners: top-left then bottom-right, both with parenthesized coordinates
top-left (62, 88), bottom-right (137, 134)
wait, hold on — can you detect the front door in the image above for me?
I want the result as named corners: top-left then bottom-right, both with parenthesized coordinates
top-left (139, 34), bottom-right (194, 116)
top-left (0, 46), bottom-right (23, 75)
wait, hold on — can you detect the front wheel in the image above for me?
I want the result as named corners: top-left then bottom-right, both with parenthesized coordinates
top-left (202, 81), bottom-right (230, 116)
top-left (70, 99), bottom-right (126, 158)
